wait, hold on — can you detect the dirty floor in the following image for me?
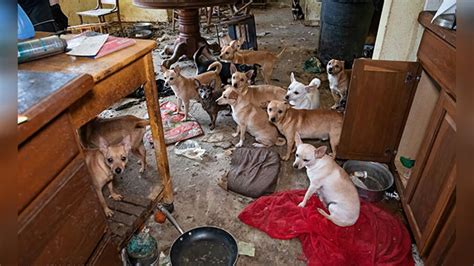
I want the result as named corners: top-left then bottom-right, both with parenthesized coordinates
top-left (104, 6), bottom-right (410, 265)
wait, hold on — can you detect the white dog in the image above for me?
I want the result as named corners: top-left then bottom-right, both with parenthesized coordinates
top-left (293, 133), bottom-right (360, 227)
top-left (285, 72), bottom-right (321, 109)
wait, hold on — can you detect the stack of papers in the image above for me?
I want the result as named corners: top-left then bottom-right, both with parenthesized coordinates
top-left (66, 31), bottom-right (136, 58)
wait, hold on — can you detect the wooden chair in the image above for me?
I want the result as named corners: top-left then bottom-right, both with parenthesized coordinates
top-left (76, 0), bottom-right (123, 35)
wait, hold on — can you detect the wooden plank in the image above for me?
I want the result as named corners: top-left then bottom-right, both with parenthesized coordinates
top-left (418, 11), bottom-right (455, 48)
top-left (122, 194), bottom-right (152, 208)
top-left (108, 222), bottom-right (131, 238)
top-left (107, 200), bottom-right (145, 217)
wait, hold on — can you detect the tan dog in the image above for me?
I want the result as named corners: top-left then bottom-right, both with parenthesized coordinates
top-left (161, 62), bottom-right (222, 121)
top-left (221, 40), bottom-right (285, 84)
top-left (327, 59), bottom-right (349, 110)
top-left (230, 64), bottom-right (286, 108)
top-left (216, 87), bottom-right (285, 148)
top-left (84, 135), bottom-right (132, 217)
top-left (80, 115), bottom-right (149, 173)
top-left (267, 100), bottom-right (343, 160)
top-left (293, 134), bottom-right (360, 227)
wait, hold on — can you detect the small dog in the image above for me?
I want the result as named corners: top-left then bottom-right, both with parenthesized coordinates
top-left (221, 39), bottom-right (286, 84)
top-left (161, 62), bottom-right (222, 121)
top-left (196, 79), bottom-right (227, 130)
top-left (267, 100), bottom-right (343, 160)
top-left (327, 59), bottom-right (349, 110)
top-left (293, 133), bottom-right (360, 227)
top-left (286, 72), bottom-right (321, 109)
top-left (230, 64), bottom-right (286, 108)
top-left (84, 135), bottom-right (132, 217)
top-left (216, 87), bottom-right (286, 148)
top-left (292, 0), bottom-right (305, 20)
top-left (193, 45), bottom-right (259, 85)
top-left (80, 115), bottom-right (149, 174)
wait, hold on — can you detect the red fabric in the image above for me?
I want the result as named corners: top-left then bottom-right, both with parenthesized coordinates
top-left (238, 190), bottom-right (413, 266)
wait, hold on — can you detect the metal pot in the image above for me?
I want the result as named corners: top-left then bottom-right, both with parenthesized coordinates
top-left (343, 160), bottom-right (394, 202)
top-left (134, 22), bottom-right (153, 31)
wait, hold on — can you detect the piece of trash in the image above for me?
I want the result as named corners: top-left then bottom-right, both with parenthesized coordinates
top-left (201, 132), bottom-right (224, 143)
top-left (303, 56), bottom-right (323, 74)
top-left (238, 241), bottom-right (255, 257)
top-left (158, 34), bottom-right (170, 42)
top-left (18, 115), bottom-right (28, 124)
top-left (256, 31), bottom-right (270, 37)
top-left (224, 147), bottom-right (235, 156)
top-left (278, 25), bottom-right (287, 29)
top-left (385, 191), bottom-right (400, 201)
top-left (174, 140), bottom-right (206, 160)
top-left (159, 251), bottom-right (171, 266)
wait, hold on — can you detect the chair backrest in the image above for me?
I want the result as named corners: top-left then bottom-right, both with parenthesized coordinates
top-left (100, 0), bottom-right (117, 6)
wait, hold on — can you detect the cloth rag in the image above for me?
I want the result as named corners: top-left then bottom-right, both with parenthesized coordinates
top-left (238, 190), bottom-right (413, 266)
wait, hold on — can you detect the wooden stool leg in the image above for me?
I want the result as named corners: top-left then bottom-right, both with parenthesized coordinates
top-left (79, 15), bottom-right (84, 24)
top-left (116, 11), bottom-right (124, 36)
top-left (142, 53), bottom-right (174, 205)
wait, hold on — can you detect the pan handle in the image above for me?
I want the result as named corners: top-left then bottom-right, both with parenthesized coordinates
top-left (157, 205), bottom-right (185, 235)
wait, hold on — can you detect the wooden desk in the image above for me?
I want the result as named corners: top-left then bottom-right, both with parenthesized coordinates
top-left (19, 36), bottom-right (174, 205)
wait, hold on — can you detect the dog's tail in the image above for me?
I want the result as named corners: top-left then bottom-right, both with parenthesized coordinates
top-left (208, 61), bottom-right (222, 75)
top-left (135, 119), bottom-right (150, 128)
top-left (275, 137), bottom-right (286, 146)
top-left (309, 77), bottom-right (321, 88)
top-left (276, 47), bottom-right (286, 58)
top-left (317, 208), bottom-right (355, 227)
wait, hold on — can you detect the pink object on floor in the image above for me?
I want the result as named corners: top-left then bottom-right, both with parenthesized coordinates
top-left (238, 190), bottom-right (414, 266)
top-left (147, 101), bottom-right (203, 145)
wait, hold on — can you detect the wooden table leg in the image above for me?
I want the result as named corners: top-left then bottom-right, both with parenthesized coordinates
top-left (143, 53), bottom-right (174, 205)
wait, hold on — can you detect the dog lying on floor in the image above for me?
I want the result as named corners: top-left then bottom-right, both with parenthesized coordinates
top-left (161, 62), bottom-right (222, 121)
top-left (193, 45), bottom-right (259, 85)
top-left (216, 86), bottom-right (286, 148)
top-left (293, 133), bottom-right (360, 227)
top-left (221, 39), bottom-right (286, 84)
top-left (230, 64), bottom-right (286, 108)
top-left (286, 72), bottom-right (321, 109)
top-left (327, 59), bottom-right (349, 110)
top-left (267, 100), bottom-right (343, 160)
top-left (84, 135), bottom-right (132, 217)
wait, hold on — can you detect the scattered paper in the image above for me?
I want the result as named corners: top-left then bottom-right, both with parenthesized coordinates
top-left (17, 115), bottom-right (28, 124)
top-left (66, 34), bottom-right (109, 57)
top-left (238, 241), bottom-right (255, 257)
top-left (431, 0), bottom-right (456, 23)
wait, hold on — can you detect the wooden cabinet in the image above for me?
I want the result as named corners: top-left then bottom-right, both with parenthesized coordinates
top-left (338, 59), bottom-right (421, 163)
top-left (337, 11), bottom-right (455, 264)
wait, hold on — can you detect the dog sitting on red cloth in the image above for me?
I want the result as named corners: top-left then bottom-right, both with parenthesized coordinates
top-left (238, 190), bottom-right (413, 266)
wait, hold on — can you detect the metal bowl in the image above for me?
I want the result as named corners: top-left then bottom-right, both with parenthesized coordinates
top-left (133, 29), bottom-right (153, 39)
top-left (343, 160), bottom-right (394, 202)
top-left (134, 22), bottom-right (153, 31)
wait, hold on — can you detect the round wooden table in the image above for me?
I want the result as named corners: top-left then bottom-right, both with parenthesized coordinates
top-left (133, 0), bottom-right (237, 68)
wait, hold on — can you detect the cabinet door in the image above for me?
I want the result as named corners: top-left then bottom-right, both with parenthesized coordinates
top-left (337, 59), bottom-right (421, 163)
top-left (404, 91), bottom-right (456, 256)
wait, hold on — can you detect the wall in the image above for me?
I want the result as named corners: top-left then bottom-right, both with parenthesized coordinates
top-left (59, 0), bottom-right (168, 26)
top-left (372, 0), bottom-right (425, 61)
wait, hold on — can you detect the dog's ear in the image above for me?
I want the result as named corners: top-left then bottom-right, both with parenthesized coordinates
top-left (209, 79), bottom-right (216, 89)
top-left (173, 65), bottom-right (181, 75)
top-left (230, 63), bottom-right (237, 74)
top-left (194, 79), bottom-right (201, 88)
top-left (245, 70), bottom-right (254, 80)
top-left (160, 64), bottom-right (168, 73)
top-left (230, 40), bottom-right (239, 49)
top-left (290, 72), bottom-right (296, 83)
top-left (98, 136), bottom-right (109, 155)
top-left (314, 146), bottom-right (328, 158)
top-left (229, 90), bottom-right (239, 100)
top-left (295, 132), bottom-right (303, 147)
top-left (121, 135), bottom-right (132, 152)
top-left (236, 38), bottom-right (245, 48)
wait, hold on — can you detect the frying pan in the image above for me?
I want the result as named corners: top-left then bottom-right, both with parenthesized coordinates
top-left (157, 205), bottom-right (238, 266)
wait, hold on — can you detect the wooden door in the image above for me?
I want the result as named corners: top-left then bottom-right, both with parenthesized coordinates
top-left (404, 91), bottom-right (456, 256)
top-left (337, 59), bottom-right (421, 163)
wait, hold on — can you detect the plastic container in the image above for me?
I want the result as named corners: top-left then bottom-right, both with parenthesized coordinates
top-left (17, 4), bottom-right (35, 40)
top-left (18, 36), bottom-right (67, 63)
top-left (318, 0), bottom-right (375, 68)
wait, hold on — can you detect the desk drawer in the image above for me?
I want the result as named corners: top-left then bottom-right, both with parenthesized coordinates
top-left (18, 113), bottom-right (79, 211)
top-left (19, 156), bottom-right (107, 264)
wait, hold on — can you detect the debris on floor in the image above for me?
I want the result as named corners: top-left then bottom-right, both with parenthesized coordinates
top-left (238, 241), bottom-right (256, 257)
top-left (174, 140), bottom-right (206, 161)
top-left (303, 56), bottom-right (323, 73)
